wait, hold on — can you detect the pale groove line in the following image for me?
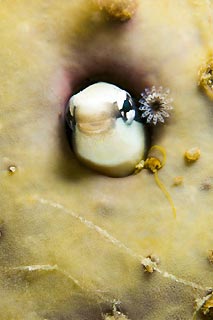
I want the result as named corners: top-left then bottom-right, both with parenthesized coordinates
top-left (9, 264), bottom-right (81, 288)
top-left (60, 269), bottom-right (115, 304)
top-left (12, 264), bottom-right (58, 272)
top-left (36, 196), bottom-right (143, 261)
top-left (156, 269), bottom-right (211, 292)
top-left (35, 196), bottom-right (212, 292)
top-left (7, 264), bottom-right (114, 304)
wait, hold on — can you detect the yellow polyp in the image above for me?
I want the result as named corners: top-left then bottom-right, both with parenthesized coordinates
top-left (134, 145), bottom-right (166, 174)
top-left (154, 171), bottom-right (177, 218)
top-left (148, 145), bottom-right (167, 167)
top-left (144, 157), bottom-right (162, 173)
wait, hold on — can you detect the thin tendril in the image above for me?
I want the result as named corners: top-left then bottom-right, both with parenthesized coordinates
top-left (154, 171), bottom-right (176, 218)
top-left (148, 145), bottom-right (167, 167)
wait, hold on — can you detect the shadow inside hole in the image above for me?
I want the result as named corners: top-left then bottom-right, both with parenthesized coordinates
top-left (60, 64), bottom-right (171, 179)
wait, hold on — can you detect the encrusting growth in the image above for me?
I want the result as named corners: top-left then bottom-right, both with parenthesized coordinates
top-left (193, 291), bottom-right (213, 319)
top-left (198, 57), bottom-right (213, 99)
top-left (141, 254), bottom-right (160, 273)
top-left (202, 293), bottom-right (213, 316)
top-left (103, 301), bottom-right (131, 320)
top-left (8, 165), bottom-right (17, 174)
top-left (95, 0), bottom-right (138, 22)
top-left (173, 176), bottom-right (184, 186)
top-left (184, 147), bottom-right (200, 163)
top-left (208, 250), bottom-right (213, 265)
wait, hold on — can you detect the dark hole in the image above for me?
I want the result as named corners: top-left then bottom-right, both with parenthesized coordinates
top-left (150, 100), bottom-right (161, 112)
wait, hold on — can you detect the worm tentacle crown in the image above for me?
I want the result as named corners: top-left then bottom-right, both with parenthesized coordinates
top-left (139, 86), bottom-right (173, 125)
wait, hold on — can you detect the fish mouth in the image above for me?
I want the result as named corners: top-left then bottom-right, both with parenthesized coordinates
top-left (77, 118), bottom-right (115, 134)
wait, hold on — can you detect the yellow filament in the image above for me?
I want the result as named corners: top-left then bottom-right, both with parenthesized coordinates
top-left (134, 145), bottom-right (176, 217)
top-left (146, 145), bottom-right (176, 218)
top-left (154, 171), bottom-right (176, 218)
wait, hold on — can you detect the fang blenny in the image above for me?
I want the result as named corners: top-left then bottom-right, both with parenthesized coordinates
top-left (139, 86), bottom-right (173, 125)
top-left (66, 82), bottom-right (146, 177)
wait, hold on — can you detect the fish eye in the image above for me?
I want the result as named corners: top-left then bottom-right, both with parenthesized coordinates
top-left (118, 93), bottom-right (136, 125)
